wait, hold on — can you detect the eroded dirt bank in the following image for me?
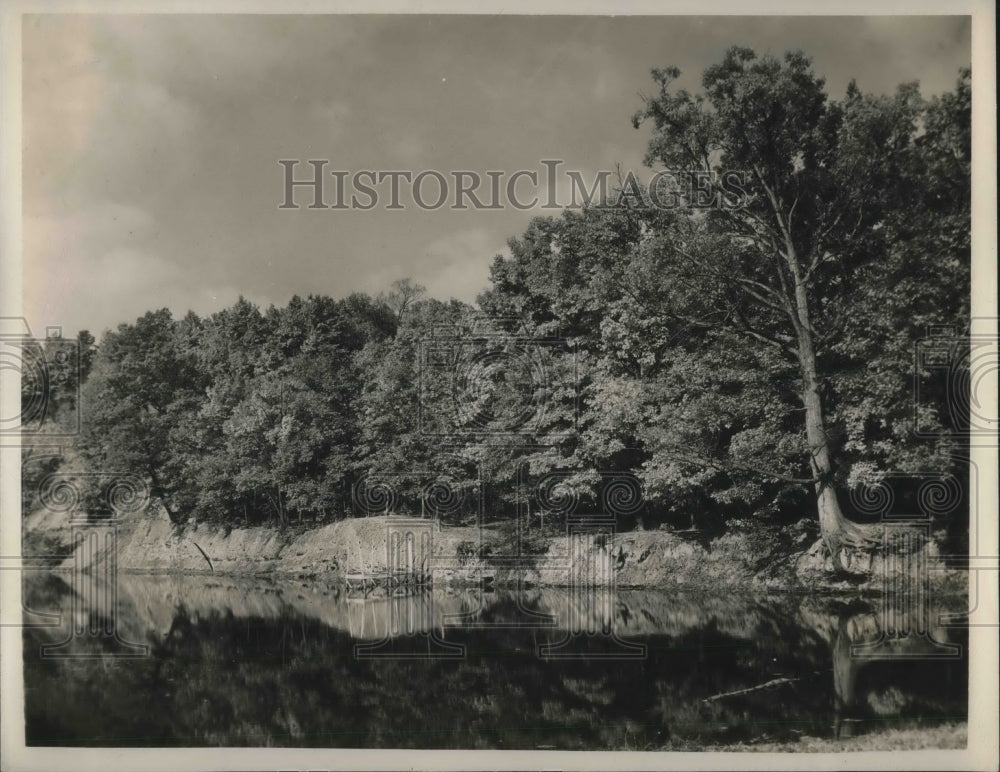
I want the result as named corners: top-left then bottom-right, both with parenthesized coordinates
top-left (24, 504), bottom-right (968, 594)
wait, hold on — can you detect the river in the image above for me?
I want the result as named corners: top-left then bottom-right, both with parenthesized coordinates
top-left (21, 573), bottom-right (967, 749)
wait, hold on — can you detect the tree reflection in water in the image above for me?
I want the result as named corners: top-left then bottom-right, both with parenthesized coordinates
top-left (22, 574), bottom-right (967, 749)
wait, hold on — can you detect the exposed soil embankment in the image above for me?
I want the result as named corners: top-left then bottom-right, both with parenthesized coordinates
top-left (23, 503), bottom-right (967, 593)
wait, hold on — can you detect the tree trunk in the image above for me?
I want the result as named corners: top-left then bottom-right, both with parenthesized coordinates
top-left (148, 468), bottom-right (181, 524)
top-left (785, 243), bottom-right (880, 568)
top-left (276, 484), bottom-right (287, 528)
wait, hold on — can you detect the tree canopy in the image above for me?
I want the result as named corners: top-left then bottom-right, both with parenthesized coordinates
top-left (29, 49), bottom-right (970, 567)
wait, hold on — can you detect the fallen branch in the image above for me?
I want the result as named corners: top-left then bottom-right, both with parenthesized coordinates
top-left (702, 677), bottom-right (798, 703)
top-left (191, 541), bottom-right (214, 573)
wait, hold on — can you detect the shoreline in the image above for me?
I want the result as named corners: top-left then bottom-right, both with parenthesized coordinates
top-left (22, 571), bottom-right (969, 753)
top-left (83, 566), bottom-right (972, 599)
top-left (24, 506), bottom-right (970, 595)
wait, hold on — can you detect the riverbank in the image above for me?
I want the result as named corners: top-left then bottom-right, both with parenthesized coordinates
top-left (23, 502), bottom-right (968, 594)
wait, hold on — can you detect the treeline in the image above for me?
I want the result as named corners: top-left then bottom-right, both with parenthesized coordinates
top-left (25, 50), bottom-right (971, 554)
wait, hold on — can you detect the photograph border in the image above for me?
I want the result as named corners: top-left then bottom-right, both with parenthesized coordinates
top-left (1, 1), bottom-right (995, 770)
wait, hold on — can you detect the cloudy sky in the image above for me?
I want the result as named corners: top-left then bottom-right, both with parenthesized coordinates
top-left (22, 14), bottom-right (970, 336)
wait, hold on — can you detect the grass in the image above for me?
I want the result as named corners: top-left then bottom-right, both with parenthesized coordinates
top-left (695, 722), bottom-right (967, 752)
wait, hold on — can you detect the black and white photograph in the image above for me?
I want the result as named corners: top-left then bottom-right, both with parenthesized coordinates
top-left (1, 3), bottom-right (996, 770)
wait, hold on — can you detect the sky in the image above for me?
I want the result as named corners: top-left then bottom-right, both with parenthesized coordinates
top-left (21, 14), bottom-right (971, 337)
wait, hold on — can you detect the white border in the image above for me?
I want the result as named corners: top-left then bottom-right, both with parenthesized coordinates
top-left (1, 2), bottom-right (996, 771)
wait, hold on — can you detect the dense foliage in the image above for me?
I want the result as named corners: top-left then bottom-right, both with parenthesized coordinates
top-left (24, 50), bottom-right (970, 549)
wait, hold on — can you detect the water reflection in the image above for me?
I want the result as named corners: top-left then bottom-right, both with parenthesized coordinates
top-left (22, 574), bottom-right (966, 749)
top-left (821, 602), bottom-right (964, 740)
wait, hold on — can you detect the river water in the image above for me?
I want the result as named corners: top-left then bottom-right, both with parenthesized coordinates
top-left (21, 573), bottom-right (967, 749)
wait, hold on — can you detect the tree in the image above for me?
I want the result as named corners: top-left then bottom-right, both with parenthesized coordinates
top-left (379, 278), bottom-right (427, 325)
top-left (65, 51), bottom-right (969, 566)
top-left (351, 296), bottom-right (478, 517)
top-left (629, 48), bottom-right (969, 563)
top-left (78, 309), bottom-right (205, 520)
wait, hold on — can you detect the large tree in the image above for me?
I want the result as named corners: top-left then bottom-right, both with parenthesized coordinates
top-left (629, 49), bottom-right (969, 563)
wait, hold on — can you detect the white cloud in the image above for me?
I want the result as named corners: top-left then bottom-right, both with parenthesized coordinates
top-left (23, 203), bottom-right (272, 335)
top-left (308, 100), bottom-right (354, 127)
top-left (18, 14), bottom-right (969, 337)
top-left (416, 228), bottom-right (510, 303)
